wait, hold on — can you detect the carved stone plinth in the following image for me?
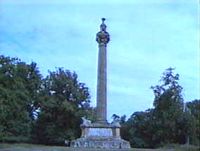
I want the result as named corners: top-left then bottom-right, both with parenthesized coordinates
top-left (71, 123), bottom-right (130, 149)
top-left (71, 137), bottom-right (130, 149)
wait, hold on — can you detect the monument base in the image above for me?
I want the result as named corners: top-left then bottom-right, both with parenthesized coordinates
top-left (71, 137), bottom-right (130, 149)
top-left (71, 122), bottom-right (131, 149)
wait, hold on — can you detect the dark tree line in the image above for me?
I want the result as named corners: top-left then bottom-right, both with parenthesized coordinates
top-left (120, 68), bottom-right (200, 148)
top-left (0, 55), bottom-right (95, 144)
top-left (0, 55), bottom-right (199, 148)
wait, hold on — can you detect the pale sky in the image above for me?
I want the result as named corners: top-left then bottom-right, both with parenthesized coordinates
top-left (0, 0), bottom-right (199, 120)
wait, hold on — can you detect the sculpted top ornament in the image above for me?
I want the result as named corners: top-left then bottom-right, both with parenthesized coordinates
top-left (96, 18), bottom-right (110, 45)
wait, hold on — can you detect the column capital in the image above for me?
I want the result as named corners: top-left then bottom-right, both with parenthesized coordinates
top-left (96, 18), bottom-right (110, 45)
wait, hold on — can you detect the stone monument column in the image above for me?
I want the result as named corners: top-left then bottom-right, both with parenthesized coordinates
top-left (96, 18), bottom-right (110, 124)
top-left (71, 18), bottom-right (131, 149)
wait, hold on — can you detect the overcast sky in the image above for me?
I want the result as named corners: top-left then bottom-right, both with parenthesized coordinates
top-left (0, 0), bottom-right (199, 120)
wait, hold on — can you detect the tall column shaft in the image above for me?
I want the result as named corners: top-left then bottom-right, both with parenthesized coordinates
top-left (96, 43), bottom-right (107, 123)
top-left (96, 18), bottom-right (110, 124)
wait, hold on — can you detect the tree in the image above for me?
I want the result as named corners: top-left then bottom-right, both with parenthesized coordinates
top-left (151, 68), bottom-right (186, 145)
top-left (122, 68), bottom-right (194, 148)
top-left (186, 99), bottom-right (200, 145)
top-left (0, 55), bottom-right (42, 142)
top-left (33, 68), bottom-right (93, 145)
top-left (121, 109), bottom-right (156, 148)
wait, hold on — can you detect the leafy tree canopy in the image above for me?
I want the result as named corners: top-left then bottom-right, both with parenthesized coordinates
top-left (0, 55), bottom-right (42, 142)
top-left (33, 68), bottom-right (94, 145)
top-left (120, 68), bottom-right (199, 148)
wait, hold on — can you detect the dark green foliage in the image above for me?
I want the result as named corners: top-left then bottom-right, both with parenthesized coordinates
top-left (121, 68), bottom-right (199, 148)
top-left (32, 68), bottom-right (94, 145)
top-left (0, 55), bottom-right (94, 145)
top-left (121, 109), bottom-right (156, 148)
top-left (0, 55), bottom-right (42, 142)
top-left (186, 100), bottom-right (200, 145)
top-left (1, 55), bottom-right (199, 148)
top-left (150, 68), bottom-right (186, 145)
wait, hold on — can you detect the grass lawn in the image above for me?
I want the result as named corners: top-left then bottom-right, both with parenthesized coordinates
top-left (0, 143), bottom-right (67, 151)
top-left (0, 143), bottom-right (199, 151)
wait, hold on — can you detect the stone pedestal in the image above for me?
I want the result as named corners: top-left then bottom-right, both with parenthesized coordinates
top-left (71, 123), bottom-right (130, 149)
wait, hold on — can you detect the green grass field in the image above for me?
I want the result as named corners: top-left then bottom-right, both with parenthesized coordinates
top-left (0, 143), bottom-right (199, 151)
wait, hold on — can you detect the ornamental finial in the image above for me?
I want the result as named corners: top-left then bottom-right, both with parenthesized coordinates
top-left (100, 18), bottom-right (107, 32)
top-left (96, 18), bottom-right (110, 45)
